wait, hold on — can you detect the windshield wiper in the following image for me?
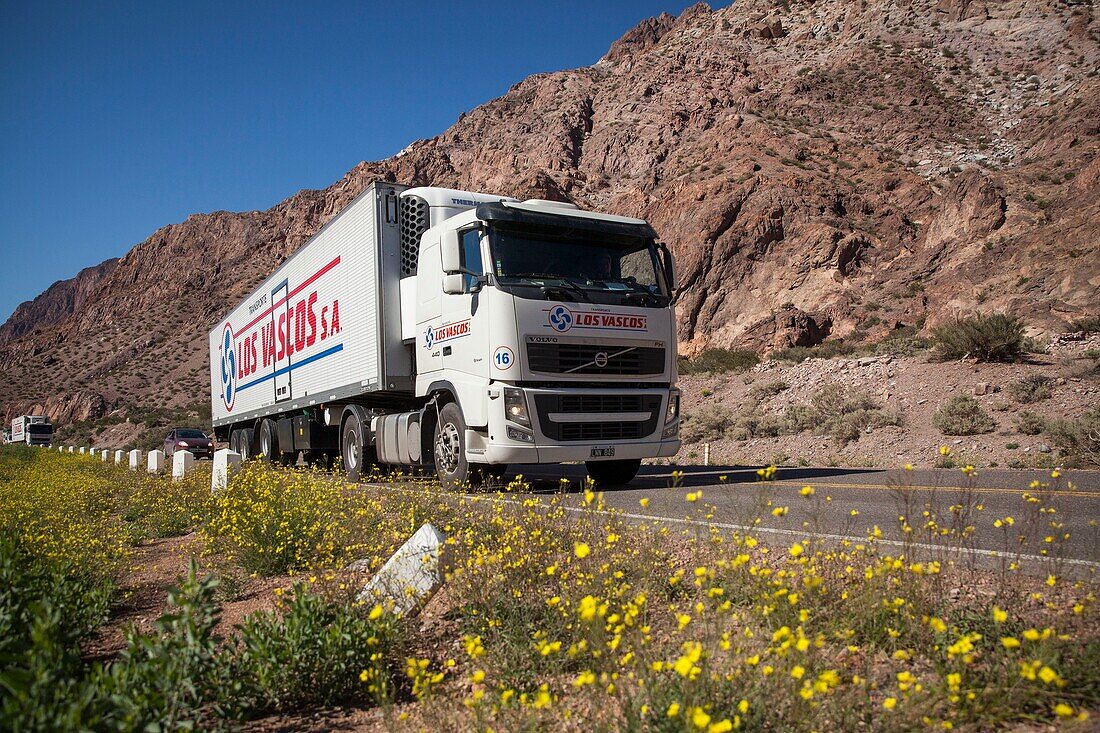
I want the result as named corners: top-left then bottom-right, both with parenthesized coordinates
top-left (504, 273), bottom-right (591, 302)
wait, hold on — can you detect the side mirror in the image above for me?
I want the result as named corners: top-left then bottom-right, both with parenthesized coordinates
top-left (659, 243), bottom-right (677, 292)
top-left (441, 230), bottom-right (462, 274)
top-left (442, 273), bottom-right (465, 295)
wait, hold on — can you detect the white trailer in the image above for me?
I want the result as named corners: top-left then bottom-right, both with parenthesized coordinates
top-left (11, 415), bottom-right (52, 446)
top-left (209, 182), bottom-right (680, 487)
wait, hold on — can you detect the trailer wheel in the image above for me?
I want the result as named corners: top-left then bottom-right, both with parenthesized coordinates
top-left (239, 427), bottom-right (255, 459)
top-left (434, 402), bottom-right (480, 490)
top-left (342, 412), bottom-right (367, 482)
top-left (585, 459), bottom-right (641, 487)
top-left (258, 419), bottom-right (280, 464)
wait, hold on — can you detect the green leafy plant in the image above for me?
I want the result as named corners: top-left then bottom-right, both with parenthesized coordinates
top-left (231, 584), bottom-right (400, 711)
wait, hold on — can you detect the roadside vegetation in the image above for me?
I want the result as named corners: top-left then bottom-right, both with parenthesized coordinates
top-left (932, 313), bottom-right (1026, 362)
top-left (2, 446), bottom-right (1096, 730)
top-left (934, 395), bottom-right (996, 436)
top-left (682, 382), bottom-right (902, 447)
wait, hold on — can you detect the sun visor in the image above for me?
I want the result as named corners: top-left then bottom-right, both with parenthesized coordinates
top-left (475, 201), bottom-right (658, 239)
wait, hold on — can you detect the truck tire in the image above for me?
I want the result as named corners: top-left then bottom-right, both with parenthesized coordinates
top-left (240, 427), bottom-right (255, 459)
top-left (433, 402), bottom-right (481, 490)
top-left (258, 419), bottom-right (280, 464)
top-left (585, 459), bottom-right (641, 487)
top-left (342, 412), bottom-right (367, 482)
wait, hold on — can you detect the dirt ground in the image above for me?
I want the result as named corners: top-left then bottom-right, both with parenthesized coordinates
top-left (675, 335), bottom-right (1100, 470)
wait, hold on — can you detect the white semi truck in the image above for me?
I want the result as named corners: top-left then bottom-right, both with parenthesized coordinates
top-left (208, 182), bottom-right (680, 487)
top-left (11, 415), bottom-right (53, 446)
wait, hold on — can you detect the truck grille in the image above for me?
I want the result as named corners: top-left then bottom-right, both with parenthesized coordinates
top-left (526, 343), bottom-right (665, 375)
top-left (533, 393), bottom-right (662, 442)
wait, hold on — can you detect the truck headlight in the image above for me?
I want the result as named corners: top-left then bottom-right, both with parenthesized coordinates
top-left (178, 441), bottom-right (189, 447)
top-left (665, 390), bottom-right (680, 425)
top-left (504, 387), bottom-right (531, 428)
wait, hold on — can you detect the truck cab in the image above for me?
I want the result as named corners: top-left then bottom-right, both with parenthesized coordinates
top-left (11, 415), bottom-right (53, 447)
top-left (400, 190), bottom-right (680, 487)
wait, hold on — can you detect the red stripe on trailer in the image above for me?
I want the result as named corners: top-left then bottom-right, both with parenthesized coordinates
top-left (233, 256), bottom-right (341, 334)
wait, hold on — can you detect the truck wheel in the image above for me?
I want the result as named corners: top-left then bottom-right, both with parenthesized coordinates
top-left (342, 412), bottom-right (367, 482)
top-left (585, 459), bottom-right (641, 487)
top-left (239, 427), bottom-right (255, 459)
top-left (434, 402), bottom-right (481, 490)
top-left (258, 419), bottom-right (280, 464)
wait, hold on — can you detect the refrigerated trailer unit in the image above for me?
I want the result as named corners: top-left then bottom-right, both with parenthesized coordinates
top-left (209, 182), bottom-right (680, 487)
top-left (11, 415), bottom-right (53, 446)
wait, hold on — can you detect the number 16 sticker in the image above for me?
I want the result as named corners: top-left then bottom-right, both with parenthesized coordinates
top-left (493, 346), bottom-right (515, 370)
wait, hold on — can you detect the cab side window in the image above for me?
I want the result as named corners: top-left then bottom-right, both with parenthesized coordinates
top-left (460, 229), bottom-right (483, 292)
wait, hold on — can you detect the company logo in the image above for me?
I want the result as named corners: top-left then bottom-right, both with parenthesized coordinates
top-left (594, 351), bottom-right (609, 368)
top-left (220, 324), bottom-right (237, 411)
top-left (544, 305), bottom-right (648, 332)
top-left (424, 319), bottom-right (472, 348)
top-left (548, 305), bottom-right (574, 332)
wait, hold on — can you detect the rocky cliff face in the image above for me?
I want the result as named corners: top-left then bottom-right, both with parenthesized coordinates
top-left (2, 0), bottom-right (1098, 428)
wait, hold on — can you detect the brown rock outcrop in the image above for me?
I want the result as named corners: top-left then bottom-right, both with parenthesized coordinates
top-left (1, 0), bottom-right (1097, 426)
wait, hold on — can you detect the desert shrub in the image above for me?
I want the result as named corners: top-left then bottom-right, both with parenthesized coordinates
top-left (1043, 410), bottom-right (1100, 466)
top-left (749, 380), bottom-right (789, 400)
top-left (1007, 375), bottom-right (1054, 404)
top-left (679, 348), bottom-right (759, 375)
top-left (872, 326), bottom-right (930, 356)
top-left (1015, 411), bottom-right (1046, 435)
top-left (932, 313), bottom-right (1025, 362)
top-left (782, 404), bottom-right (817, 433)
top-left (680, 404), bottom-right (734, 442)
top-left (1069, 315), bottom-right (1100, 334)
top-left (934, 395), bottom-right (996, 435)
top-left (779, 384), bottom-right (903, 446)
top-left (771, 340), bottom-right (856, 363)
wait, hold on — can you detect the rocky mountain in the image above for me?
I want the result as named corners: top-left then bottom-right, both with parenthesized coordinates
top-left (2, 0), bottom-right (1098, 434)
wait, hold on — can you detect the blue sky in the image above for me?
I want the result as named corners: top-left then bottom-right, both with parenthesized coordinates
top-left (0, 0), bottom-right (704, 322)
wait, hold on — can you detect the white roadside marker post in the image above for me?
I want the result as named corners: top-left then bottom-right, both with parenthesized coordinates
top-left (355, 523), bottom-right (448, 616)
top-left (172, 450), bottom-right (194, 481)
top-left (147, 450), bottom-right (165, 474)
top-left (211, 449), bottom-right (241, 493)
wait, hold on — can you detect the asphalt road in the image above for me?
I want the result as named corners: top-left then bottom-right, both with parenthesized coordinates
top-left (499, 463), bottom-right (1100, 571)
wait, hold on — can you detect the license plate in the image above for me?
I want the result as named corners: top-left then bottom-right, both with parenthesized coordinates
top-left (590, 446), bottom-right (616, 458)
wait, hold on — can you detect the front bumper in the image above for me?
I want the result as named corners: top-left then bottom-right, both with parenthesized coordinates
top-left (470, 384), bottom-right (680, 464)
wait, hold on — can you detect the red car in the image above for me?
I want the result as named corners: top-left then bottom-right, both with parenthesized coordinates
top-left (164, 428), bottom-right (213, 459)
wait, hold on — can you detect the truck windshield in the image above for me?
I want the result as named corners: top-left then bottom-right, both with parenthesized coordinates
top-left (489, 224), bottom-right (670, 307)
top-left (27, 424), bottom-right (52, 435)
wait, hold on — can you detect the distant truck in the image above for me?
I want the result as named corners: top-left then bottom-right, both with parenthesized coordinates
top-left (208, 183), bottom-right (680, 487)
top-left (11, 416), bottom-right (53, 446)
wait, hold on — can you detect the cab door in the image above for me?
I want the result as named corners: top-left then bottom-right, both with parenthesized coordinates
top-left (439, 228), bottom-right (491, 426)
